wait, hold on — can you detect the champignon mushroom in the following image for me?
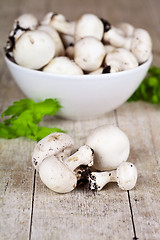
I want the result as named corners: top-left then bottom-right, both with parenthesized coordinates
top-left (103, 26), bottom-right (132, 50)
top-left (63, 145), bottom-right (94, 171)
top-left (66, 44), bottom-right (74, 59)
top-left (37, 25), bottom-right (65, 56)
top-left (39, 155), bottom-right (77, 193)
top-left (60, 34), bottom-right (74, 48)
top-left (88, 67), bottom-right (103, 75)
top-left (131, 28), bottom-right (152, 64)
top-left (89, 162), bottom-right (138, 191)
top-left (32, 132), bottom-right (74, 171)
top-left (43, 56), bottom-right (83, 75)
top-left (86, 125), bottom-right (130, 171)
top-left (105, 48), bottom-right (138, 73)
top-left (74, 36), bottom-right (105, 72)
top-left (41, 12), bottom-right (75, 36)
top-left (13, 30), bottom-right (55, 69)
top-left (32, 133), bottom-right (94, 193)
top-left (74, 13), bottom-right (104, 42)
top-left (5, 13), bottom-right (38, 57)
top-left (116, 22), bottom-right (135, 37)
top-left (104, 45), bottom-right (116, 55)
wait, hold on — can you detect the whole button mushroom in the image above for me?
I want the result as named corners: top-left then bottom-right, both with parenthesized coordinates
top-left (74, 37), bottom-right (105, 72)
top-left (86, 125), bottom-right (130, 171)
top-left (13, 30), bottom-right (55, 69)
top-left (131, 28), bottom-right (152, 64)
top-left (43, 56), bottom-right (83, 75)
top-left (89, 162), bottom-right (138, 191)
top-left (32, 132), bottom-right (94, 193)
top-left (37, 25), bottom-right (65, 56)
top-left (105, 48), bottom-right (138, 73)
top-left (5, 13), bottom-right (38, 58)
top-left (74, 13), bottom-right (104, 42)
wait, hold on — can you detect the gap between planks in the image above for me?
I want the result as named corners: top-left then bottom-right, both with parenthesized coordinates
top-left (114, 109), bottom-right (138, 240)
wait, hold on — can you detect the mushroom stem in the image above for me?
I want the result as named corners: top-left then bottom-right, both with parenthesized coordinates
top-left (63, 145), bottom-right (94, 171)
top-left (89, 162), bottom-right (137, 191)
top-left (89, 170), bottom-right (117, 191)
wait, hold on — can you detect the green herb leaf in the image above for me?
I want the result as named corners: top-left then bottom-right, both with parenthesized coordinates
top-left (0, 98), bottom-right (64, 141)
top-left (128, 66), bottom-right (160, 103)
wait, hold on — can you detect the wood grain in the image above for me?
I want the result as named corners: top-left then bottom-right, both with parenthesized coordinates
top-left (0, 0), bottom-right (160, 239)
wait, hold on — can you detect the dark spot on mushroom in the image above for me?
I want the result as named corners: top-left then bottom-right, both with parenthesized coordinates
top-left (90, 147), bottom-right (94, 155)
top-left (69, 43), bottom-right (74, 47)
top-left (102, 65), bottom-right (111, 73)
top-left (49, 148), bottom-right (53, 151)
top-left (51, 12), bottom-right (58, 20)
top-left (33, 158), bottom-right (38, 166)
top-left (100, 18), bottom-right (111, 32)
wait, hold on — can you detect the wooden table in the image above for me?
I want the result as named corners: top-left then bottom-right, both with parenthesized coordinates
top-left (0, 0), bottom-right (160, 239)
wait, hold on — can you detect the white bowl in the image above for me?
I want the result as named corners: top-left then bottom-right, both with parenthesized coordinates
top-left (5, 56), bottom-right (152, 120)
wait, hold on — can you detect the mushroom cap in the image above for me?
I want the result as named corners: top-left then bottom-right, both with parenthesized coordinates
top-left (13, 13), bottom-right (38, 30)
top-left (131, 28), bottom-right (152, 64)
top-left (75, 13), bottom-right (104, 42)
top-left (39, 155), bottom-right (77, 193)
top-left (32, 132), bottom-right (74, 171)
top-left (41, 12), bottom-right (56, 25)
top-left (86, 125), bottom-right (130, 171)
top-left (38, 25), bottom-right (65, 56)
top-left (105, 48), bottom-right (138, 73)
top-left (117, 162), bottom-right (138, 190)
top-left (43, 56), bottom-right (83, 75)
top-left (74, 36), bottom-right (105, 72)
top-left (13, 30), bottom-right (55, 69)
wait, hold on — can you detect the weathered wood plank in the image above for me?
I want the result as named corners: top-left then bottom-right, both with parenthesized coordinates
top-left (0, 138), bottom-right (36, 240)
top-left (116, 102), bottom-right (160, 239)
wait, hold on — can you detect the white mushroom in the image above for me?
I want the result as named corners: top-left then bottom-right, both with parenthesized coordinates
top-left (32, 132), bottom-right (94, 193)
top-left (74, 13), bottom-right (104, 42)
top-left (5, 13), bottom-right (38, 57)
top-left (13, 30), bottom-right (55, 69)
top-left (104, 45), bottom-right (115, 55)
top-left (37, 25), bottom-right (65, 56)
top-left (63, 145), bottom-right (94, 171)
top-left (43, 56), bottom-right (83, 75)
top-left (74, 37), bottom-right (105, 72)
top-left (103, 26), bottom-right (132, 50)
top-left (105, 48), bottom-right (138, 73)
top-left (60, 34), bottom-right (74, 48)
top-left (89, 162), bottom-right (138, 191)
top-left (39, 155), bottom-right (77, 193)
top-left (41, 12), bottom-right (75, 36)
top-left (88, 67), bottom-right (103, 75)
top-left (116, 22), bottom-right (135, 37)
top-left (66, 44), bottom-right (74, 59)
top-left (32, 132), bottom-right (74, 171)
top-left (86, 125), bottom-right (130, 171)
top-left (131, 28), bottom-right (152, 64)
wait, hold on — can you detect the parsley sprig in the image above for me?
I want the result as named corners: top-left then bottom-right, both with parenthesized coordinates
top-left (129, 66), bottom-right (160, 103)
top-left (0, 98), bottom-right (64, 141)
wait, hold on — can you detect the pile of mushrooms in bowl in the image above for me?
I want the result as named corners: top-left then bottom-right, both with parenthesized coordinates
top-left (4, 12), bottom-right (152, 120)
